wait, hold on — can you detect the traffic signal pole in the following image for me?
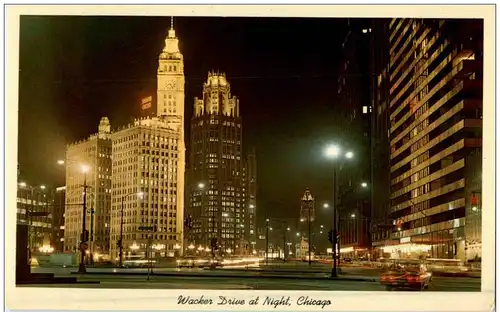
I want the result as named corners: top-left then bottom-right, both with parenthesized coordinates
top-left (78, 174), bottom-right (88, 274)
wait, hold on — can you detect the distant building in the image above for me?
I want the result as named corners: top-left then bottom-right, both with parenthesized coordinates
top-left (64, 117), bottom-right (112, 258)
top-left (17, 183), bottom-right (53, 252)
top-left (53, 186), bottom-right (66, 252)
top-left (243, 148), bottom-right (257, 253)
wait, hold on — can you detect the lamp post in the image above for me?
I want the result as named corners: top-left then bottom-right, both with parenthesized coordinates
top-left (119, 191), bottom-right (144, 267)
top-left (265, 218), bottom-right (270, 266)
top-left (325, 144), bottom-right (353, 278)
top-left (283, 225), bottom-right (290, 263)
top-left (78, 165), bottom-right (90, 273)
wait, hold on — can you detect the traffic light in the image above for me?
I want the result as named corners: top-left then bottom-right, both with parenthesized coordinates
top-left (80, 230), bottom-right (89, 243)
top-left (328, 230), bottom-right (340, 244)
top-left (211, 238), bottom-right (219, 250)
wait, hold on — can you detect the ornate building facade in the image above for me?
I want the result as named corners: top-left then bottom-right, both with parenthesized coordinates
top-left (109, 19), bottom-right (186, 260)
top-left (187, 72), bottom-right (255, 256)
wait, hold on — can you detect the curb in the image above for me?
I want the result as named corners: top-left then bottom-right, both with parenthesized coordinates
top-left (70, 271), bottom-right (377, 282)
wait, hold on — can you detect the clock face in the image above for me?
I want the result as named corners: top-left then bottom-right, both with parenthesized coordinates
top-left (166, 80), bottom-right (176, 90)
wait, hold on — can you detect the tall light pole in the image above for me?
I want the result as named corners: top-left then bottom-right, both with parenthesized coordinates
top-left (265, 218), bottom-right (270, 266)
top-left (78, 165), bottom-right (90, 274)
top-left (325, 144), bottom-right (353, 278)
top-left (284, 225), bottom-right (290, 263)
top-left (119, 191), bottom-right (144, 267)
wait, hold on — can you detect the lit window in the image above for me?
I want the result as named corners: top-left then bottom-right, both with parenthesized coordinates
top-left (362, 106), bottom-right (368, 114)
top-left (362, 29), bottom-right (368, 33)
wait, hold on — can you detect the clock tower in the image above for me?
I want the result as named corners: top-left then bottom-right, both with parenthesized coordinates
top-left (157, 17), bottom-right (185, 131)
top-left (156, 17), bottom-right (186, 256)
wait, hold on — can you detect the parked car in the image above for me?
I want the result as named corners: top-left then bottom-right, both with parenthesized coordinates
top-left (380, 259), bottom-right (432, 291)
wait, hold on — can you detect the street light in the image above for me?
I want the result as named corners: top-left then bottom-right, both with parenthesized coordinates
top-left (57, 160), bottom-right (65, 165)
top-left (351, 213), bottom-right (356, 218)
top-left (323, 203), bottom-right (329, 209)
top-left (19, 182), bottom-right (27, 187)
top-left (324, 143), bottom-right (354, 278)
top-left (119, 191), bottom-right (144, 267)
top-left (78, 164), bottom-right (90, 273)
top-left (40, 185), bottom-right (46, 190)
top-left (198, 182), bottom-right (205, 189)
top-left (249, 204), bottom-right (255, 209)
top-left (361, 182), bottom-right (368, 188)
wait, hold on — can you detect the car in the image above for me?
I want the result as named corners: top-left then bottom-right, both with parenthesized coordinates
top-left (380, 259), bottom-right (432, 291)
top-left (176, 257), bottom-right (209, 268)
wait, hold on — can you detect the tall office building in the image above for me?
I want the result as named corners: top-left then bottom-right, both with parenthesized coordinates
top-left (109, 19), bottom-right (185, 260)
top-left (187, 71), bottom-right (250, 255)
top-left (64, 117), bottom-right (112, 256)
top-left (336, 19), bottom-right (373, 259)
top-left (370, 19), bottom-right (393, 252)
top-left (376, 19), bottom-right (483, 260)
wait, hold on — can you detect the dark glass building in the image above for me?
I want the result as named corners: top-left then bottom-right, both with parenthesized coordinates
top-left (336, 19), bottom-right (373, 259)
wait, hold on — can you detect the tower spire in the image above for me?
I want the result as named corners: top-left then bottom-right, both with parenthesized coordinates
top-left (168, 16), bottom-right (176, 38)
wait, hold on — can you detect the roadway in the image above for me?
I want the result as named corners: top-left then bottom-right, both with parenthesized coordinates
top-left (29, 267), bottom-right (480, 291)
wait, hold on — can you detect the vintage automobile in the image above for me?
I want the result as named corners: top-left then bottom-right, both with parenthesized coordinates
top-left (380, 259), bottom-right (432, 291)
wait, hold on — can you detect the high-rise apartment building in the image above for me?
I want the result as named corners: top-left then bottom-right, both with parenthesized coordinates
top-left (109, 19), bottom-right (186, 260)
top-left (377, 18), bottom-right (483, 260)
top-left (188, 71), bottom-right (254, 255)
top-left (64, 117), bottom-right (112, 256)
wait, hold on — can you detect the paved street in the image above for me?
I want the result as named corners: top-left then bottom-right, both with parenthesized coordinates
top-left (28, 266), bottom-right (480, 291)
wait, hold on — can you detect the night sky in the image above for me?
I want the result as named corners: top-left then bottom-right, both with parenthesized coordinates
top-left (18, 16), bottom-right (350, 224)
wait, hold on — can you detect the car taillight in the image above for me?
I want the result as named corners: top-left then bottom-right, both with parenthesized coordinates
top-left (407, 275), bottom-right (420, 282)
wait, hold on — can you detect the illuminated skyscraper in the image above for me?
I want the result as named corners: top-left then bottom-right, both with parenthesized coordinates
top-left (188, 72), bottom-right (255, 256)
top-left (109, 18), bottom-right (186, 260)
